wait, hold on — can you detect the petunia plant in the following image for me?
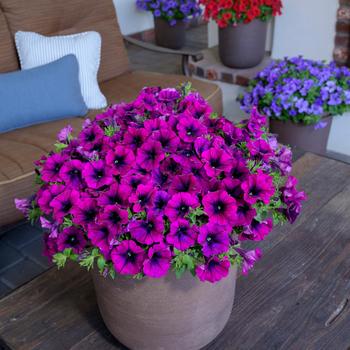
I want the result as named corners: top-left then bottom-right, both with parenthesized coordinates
top-left (240, 56), bottom-right (350, 125)
top-left (136, 0), bottom-right (202, 26)
top-left (16, 83), bottom-right (306, 283)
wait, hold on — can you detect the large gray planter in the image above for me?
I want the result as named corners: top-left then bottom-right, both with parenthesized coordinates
top-left (154, 17), bottom-right (186, 50)
top-left (92, 266), bottom-right (237, 350)
top-left (219, 19), bottom-right (268, 68)
top-left (269, 116), bottom-right (333, 155)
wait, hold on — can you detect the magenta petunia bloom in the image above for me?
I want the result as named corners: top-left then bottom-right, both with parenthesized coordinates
top-left (130, 212), bottom-right (164, 245)
top-left (41, 153), bottom-right (68, 182)
top-left (82, 160), bottom-right (114, 190)
top-left (99, 205), bottom-right (129, 235)
top-left (236, 247), bottom-right (262, 275)
top-left (221, 178), bottom-right (244, 200)
top-left (71, 198), bottom-right (98, 227)
top-left (152, 190), bottom-right (170, 214)
top-left (241, 170), bottom-right (275, 205)
top-left (14, 198), bottom-right (31, 217)
top-left (235, 200), bottom-right (257, 226)
top-left (241, 218), bottom-right (273, 241)
top-left (198, 222), bottom-right (230, 257)
top-left (57, 125), bottom-right (73, 143)
top-left (202, 147), bottom-right (232, 177)
top-left (36, 185), bottom-right (64, 215)
top-left (202, 190), bottom-right (237, 226)
top-left (165, 192), bottom-right (200, 221)
top-left (227, 157), bottom-right (249, 180)
top-left (122, 173), bottom-right (148, 191)
top-left (143, 244), bottom-right (172, 278)
top-left (88, 223), bottom-right (114, 258)
top-left (152, 128), bottom-right (180, 152)
top-left (97, 183), bottom-right (131, 207)
top-left (123, 127), bottom-right (149, 150)
top-left (177, 116), bottom-right (207, 143)
top-left (78, 124), bottom-right (104, 151)
top-left (136, 140), bottom-right (165, 171)
top-left (59, 160), bottom-right (84, 188)
top-left (160, 157), bottom-right (182, 176)
top-left (111, 240), bottom-right (146, 275)
top-left (43, 233), bottom-right (58, 259)
top-left (129, 184), bottom-right (155, 212)
top-left (169, 174), bottom-right (198, 195)
top-left (247, 139), bottom-right (274, 162)
top-left (166, 218), bottom-right (197, 251)
top-left (50, 189), bottom-right (80, 223)
top-left (106, 145), bottom-right (135, 175)
top-left (195, 257), bottom-right (230, 283)
top-left (57, 227), bottom-right (86, 254)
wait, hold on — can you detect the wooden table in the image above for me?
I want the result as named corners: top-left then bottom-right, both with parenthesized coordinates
top-left (1, 153), bottom-right (350, 350)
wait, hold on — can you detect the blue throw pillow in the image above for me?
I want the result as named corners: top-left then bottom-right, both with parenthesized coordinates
top-left (0, 54), bottom-right (88, 133)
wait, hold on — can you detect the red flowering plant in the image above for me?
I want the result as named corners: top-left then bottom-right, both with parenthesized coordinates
top-left (16, 83), bottom-right (305, 283)
top-left (200, 0), bottom-right (283, 28)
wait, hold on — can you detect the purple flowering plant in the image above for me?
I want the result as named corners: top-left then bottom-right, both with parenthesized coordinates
top-left (240, 56), bottom-right (350, 125)
top-left (136, 0), bottom-right (202, 26)
top-left (16, 83), bottom-right (306, 283)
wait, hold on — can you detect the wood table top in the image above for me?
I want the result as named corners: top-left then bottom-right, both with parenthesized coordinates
top-left (1, 152), bottom-right (350, 350)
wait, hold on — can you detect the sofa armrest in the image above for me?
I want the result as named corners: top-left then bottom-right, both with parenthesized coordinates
top-left (123, 35), bottom-right (203, 76)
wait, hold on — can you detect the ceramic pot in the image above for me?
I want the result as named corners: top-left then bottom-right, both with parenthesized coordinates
top-left (269, 116), bottom-right (333, 155)
top-left (154, 17), bottom-right (186, 50)
top-left (92, 266), bottom-right (237, 350)
top-left (219, 19), bottom-right (268, 68)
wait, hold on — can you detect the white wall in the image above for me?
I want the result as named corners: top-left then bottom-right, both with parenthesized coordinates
top-left (113, 0), bottom-right (154, 35)
top-left (272, 0), bottom-right (338, 61)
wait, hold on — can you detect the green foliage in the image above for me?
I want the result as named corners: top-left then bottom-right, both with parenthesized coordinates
top-left (172, 247), bottom-right (203, 279)
top-left (186, 207), bottom-right (206, 226)
top-left (28, 202), bottom-right (42, 225)
top-left (104, 125), bottom-right (120, 137)
top-left (62, 216), bottom-right (73, 228)
top-left (179, 82), bottom-right (193, 97)
top-left (54, 142), bottom-right (68, 153)
top-left (53, 248), bottom-right (78, 269)
top-left (79, 248), bottom-right (100, 271)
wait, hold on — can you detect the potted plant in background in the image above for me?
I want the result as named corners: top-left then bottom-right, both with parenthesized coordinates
top-left (240, 56), bottom-right (350, 155)
top-left (200, 0), bottom-right (283, 68)
top-left (16, 84), bottom-right (305, 350)
top-left (136, 0), bottom-right (202, 50)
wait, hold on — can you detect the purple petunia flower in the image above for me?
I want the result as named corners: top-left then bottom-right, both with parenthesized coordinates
top-left (241, 218), bottom-right (273, 241)
top-left (177, 116), bottom-right (207, 143)
top-left (152, 190), bottom-right (170, 214)
top-left (50, 189), bottom-right (80, 223)
top-left (198, 222), bottom-right (230, 257)
top-left (59, 160), bottom-right (84, 188)
top-left (111, 240), bottom-right (145, 275)
top-left (202, 148), bottom-right (232, 177)
top-left (57, 227), bottom-right (86, 254)
top-left (71, 198), bottom-right (98, 227)
top-left (36, 185), bottom-right (64, 215)
top-left (88, 223), bottom-right (114, 258)
top-left (82, 160), bottom-right (114, 190)
top-left (99, 205), bottom-right (128, 235)
top-left (235, 247), bottom-right (262, 275)
top-left (78, 124), bottom-right (104, 151)
top-left (129, 184), bottom-right (155, 212)
top-left (57, 125), bottom-right (73, 143)
top-left (41, 153), bottom-right (68, 182)
top-left (202, 190), bottom-right (237, 226)
top-left (106, 145), bottom-right (135, 175)
top-left (14, 198), bottom-right (31, 218)
top-left (136, 140), bottom-right (165, 171)
top-left (241, 171), bottom-right (275, 205)
top-left (169, 174), bottom-right (198, 195)
top-left (195, 257), bottom-right (230, 283)
top-left (235, 200), bottom-right (257, 226)
top-left (165, 192), bottom-right (200, 221)
top-left (166, 218), bottom-right (197, 251)
top-left (151, 128), bottom-right (179, 152)
top-left (43, 233), bottom-right (58, 259)
top-left (97, 183), bottom-right (131, 207)
top-left (123, 127), bottom-right (149, 150)
top-left (130, 212), bottom-right (164, 245)
top-left (221, 178), bottom-right (244, 200)
top-left (143, 243), bottom-right (172, 278)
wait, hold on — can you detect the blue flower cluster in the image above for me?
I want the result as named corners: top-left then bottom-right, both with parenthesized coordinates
top-left (136, 0), bottom-right (202, 26)
top-left (240, 56), bottom-right (350, 125)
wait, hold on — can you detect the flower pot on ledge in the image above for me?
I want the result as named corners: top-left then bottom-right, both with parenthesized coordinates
top-left (154, 17), bottom-right (186, 50)
top-left (219, 19), bottom-right (268, 69)
top-left (269, 116), bottom-right (333, 155)
top-left (92, 266), bottom-right (237, 350)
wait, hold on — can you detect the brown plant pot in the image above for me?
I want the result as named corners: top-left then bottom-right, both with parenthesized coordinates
top-left (219, 19), bottom-right (268, 69)
top-left (154, 17), bottom-right (186, 50)
top-left (269, 116), bottom-right (333, 155)
top-left (92, 266), bottom-right (237, 350)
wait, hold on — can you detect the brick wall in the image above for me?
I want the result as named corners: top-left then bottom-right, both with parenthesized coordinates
top-left (334, 0), bottom-right (350, 66)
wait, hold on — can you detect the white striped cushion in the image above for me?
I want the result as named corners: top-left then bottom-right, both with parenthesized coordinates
top-left (15, 31), bottom-right (107, 110)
